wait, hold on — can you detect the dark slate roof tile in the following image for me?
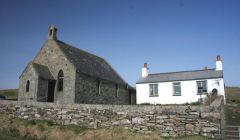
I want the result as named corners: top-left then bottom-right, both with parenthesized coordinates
top-left (137, 69), bottom-right (223, 84)
top-left (56, 40), bottom-right (126, 84)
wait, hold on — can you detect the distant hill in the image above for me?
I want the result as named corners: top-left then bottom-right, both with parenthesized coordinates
top-left (0, 89), bottom-right (18, 100)
top-left (225, 87), bottom-right (240, 104)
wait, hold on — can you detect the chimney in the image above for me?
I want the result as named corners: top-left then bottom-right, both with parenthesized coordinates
top-left (142, 63), bottom-right (148, 77)
top-left (217, 55), bottom-right (221, 61)
top-left (144, 63), bottom-right (147, 68)
top-left (204, 66), bottom-right (208, 70)
top-left (48, 25), bottom-right (57, 40)
top-left (216, 55), bottom-right (223, 71)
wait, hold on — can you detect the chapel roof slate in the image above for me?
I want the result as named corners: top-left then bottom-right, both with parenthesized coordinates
top-left (136, 69), bottom-right (223, 84)
top-left (56, 40), bottom-right (126, 84)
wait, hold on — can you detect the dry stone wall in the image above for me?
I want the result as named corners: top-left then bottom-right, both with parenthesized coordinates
top-left (0, 101), bottom-right (222, 138)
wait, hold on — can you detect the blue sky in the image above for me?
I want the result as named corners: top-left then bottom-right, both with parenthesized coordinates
top-left (0, 0), bottom-right (240, 89)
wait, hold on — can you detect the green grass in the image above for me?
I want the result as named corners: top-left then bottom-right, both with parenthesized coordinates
top-left (224, 105), bottom-right (240, 126)
top-left (0, 132), bottom-right (28, 140)
top-left (25, 119), bottom-right (86, 133)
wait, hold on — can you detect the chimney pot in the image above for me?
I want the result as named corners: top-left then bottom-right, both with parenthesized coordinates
top-left (142, 63), bottom-right (148, 77)
top-left (144, 63), bottom-right (148, 68)
top-left (217, 55), bottom-right (221, 61)
top-left (216, 55), bottom-right (223, 71)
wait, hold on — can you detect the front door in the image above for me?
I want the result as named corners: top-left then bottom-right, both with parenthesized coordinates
top-left (47, 81), bottom-right (55, 102)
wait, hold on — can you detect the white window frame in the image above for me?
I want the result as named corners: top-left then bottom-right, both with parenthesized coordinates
top-left (173, 82), bottom-right (181, 96)
top-left (149, 84), bottom-right (158, 97)
top-left (197, 80), bottom-right (208, 94)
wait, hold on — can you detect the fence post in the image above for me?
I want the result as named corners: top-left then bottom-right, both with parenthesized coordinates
top-left (220, 102), bottom-right (225, 139)
top-left (218, 124), bottom-right (221, 139)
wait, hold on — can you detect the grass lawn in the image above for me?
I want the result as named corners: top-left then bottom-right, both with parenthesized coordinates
top-left (0, 132), bottom-right (30, 140)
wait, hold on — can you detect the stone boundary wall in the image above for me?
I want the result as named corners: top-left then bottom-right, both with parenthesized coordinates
top-left (0, 101), bottom-right (222, 138)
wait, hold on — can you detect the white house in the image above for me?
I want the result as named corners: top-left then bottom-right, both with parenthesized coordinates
top-left (136, 56), bottom-right (225, 104)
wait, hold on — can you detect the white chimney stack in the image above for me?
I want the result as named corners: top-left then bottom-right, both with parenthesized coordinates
top-left (216, 55), bottom-right (223, 71)
top-left (142, 63), bottom-right (148, 77)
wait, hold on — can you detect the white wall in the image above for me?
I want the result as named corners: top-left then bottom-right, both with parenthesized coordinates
top-left (136, 78), bottom-right (225, 104)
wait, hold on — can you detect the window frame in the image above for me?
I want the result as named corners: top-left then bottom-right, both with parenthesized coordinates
top-left (197, 80), bottom-right (208, 94)
top-left (172, 82), bottom-right (181, 96)
top-left (149, 84), bottom-right (158, 97)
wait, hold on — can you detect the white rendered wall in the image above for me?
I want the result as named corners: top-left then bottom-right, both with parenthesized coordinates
top-left (136, 78), bottom-right (225, 104)
top-left (142, 67), bottom-right (148, 77)
top-left (216, 61), bottom-right (223, 71)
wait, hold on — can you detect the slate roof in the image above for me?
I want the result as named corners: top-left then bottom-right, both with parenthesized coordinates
top-left (137, 69), bottom-right (223, 84)
top-left (32, 63), bottom-right (54, 80)
top-left (56, 40), bottom-right (126, 84)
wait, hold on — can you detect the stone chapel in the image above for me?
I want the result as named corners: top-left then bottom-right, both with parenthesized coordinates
top-left (18, 25), bottom-right (136, 105)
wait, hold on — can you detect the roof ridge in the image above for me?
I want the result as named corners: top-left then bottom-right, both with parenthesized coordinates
top-left (149, 68), bottom-right (216, 75)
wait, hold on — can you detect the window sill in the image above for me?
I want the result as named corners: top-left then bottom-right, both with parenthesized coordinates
top-left (197, 93), bottom-right (207, 95)
top-left (173, 95), bottom-right (181, 96)
top-left (149, 95), bottom-right (158, 97)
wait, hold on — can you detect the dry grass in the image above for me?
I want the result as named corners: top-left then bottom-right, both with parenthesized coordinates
top-left (224, 87), bottom-right (240, 126)
top-left (0, 112), bottom-right (163, 140)
top-left (225, 87), bottom-right (240, 104)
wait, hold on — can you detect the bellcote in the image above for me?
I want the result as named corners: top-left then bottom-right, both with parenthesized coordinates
top-left (48, 25), bottom-right (57, 40)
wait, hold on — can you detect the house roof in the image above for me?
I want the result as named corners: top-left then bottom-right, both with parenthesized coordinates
top-left (32, 63), bottom-right (54, 80)
top-left (56, 40), bottom-right (126, 84)
top-left (136, 69), bottom-right (223, 84)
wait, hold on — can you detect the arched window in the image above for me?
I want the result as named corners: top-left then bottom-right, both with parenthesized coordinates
top-left (58, 70), bottom-right (64, 91)
top-left (96, 80), bottom-right (101, 95)
top-left (115, 84), bottom-right (119, 97)
top-left (26, 80), bottom-right (30, 92)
